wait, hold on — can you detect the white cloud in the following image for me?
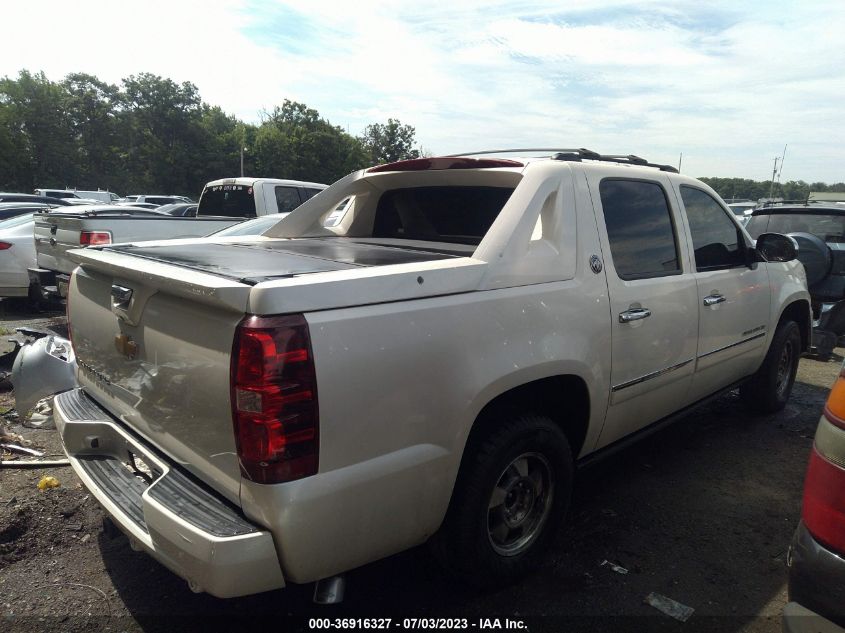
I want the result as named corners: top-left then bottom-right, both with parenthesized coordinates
top-left (1, 0), bottom-right (844, 182)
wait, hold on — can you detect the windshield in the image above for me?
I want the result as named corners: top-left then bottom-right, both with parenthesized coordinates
top-left (197, 184), bottom-right (257, 218)
top-left (746, 212), bottom-right (845, 242)
top-left (210, 213), bottom-right (288, 237)
top-left (0, 213), bottom-right (34, 229)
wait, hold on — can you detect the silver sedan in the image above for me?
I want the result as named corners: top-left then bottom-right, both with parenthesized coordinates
top-left (0, 213), bottom-right (36, 297)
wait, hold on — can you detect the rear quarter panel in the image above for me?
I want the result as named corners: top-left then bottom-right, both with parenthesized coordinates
top-left (241, 273), bottom-right (610, 582)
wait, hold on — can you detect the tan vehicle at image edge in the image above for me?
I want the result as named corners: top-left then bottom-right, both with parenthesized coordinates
top-left (54, 150), bottom-right (810, 598)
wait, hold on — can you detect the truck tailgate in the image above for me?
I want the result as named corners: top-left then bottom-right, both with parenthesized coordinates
top-left (34, 215), bottom-right (82, 274)
top-left (68, 253), bottom-right (253, 504)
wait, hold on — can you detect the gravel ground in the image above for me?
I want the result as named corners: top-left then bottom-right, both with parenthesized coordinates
top-left (0, 301), bottom-right (839, 632)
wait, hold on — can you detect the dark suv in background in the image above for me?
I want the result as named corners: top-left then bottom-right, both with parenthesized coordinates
top-left (746, 203), bottom-right (845, 358)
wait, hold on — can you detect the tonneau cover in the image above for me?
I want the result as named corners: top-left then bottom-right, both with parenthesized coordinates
top-left (105, 239), bottom-right (458, 284)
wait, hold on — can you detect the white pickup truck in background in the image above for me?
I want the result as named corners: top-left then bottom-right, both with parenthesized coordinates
top-left (29, 178), bottom-right (327, 299)
top-left (55, 150), bottom-right (809, 599)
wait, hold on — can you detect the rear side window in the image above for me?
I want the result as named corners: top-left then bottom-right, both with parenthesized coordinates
top-left (372, 186), bottom-right (514, 245)
top-left (680, 186), bottom-right (746, 270)
top-left (274, 186), bottom-right (303, 213)
top-left (599, 179), bottom-right (680, 280)
top-left (746, 212), bottom-right (845, 243)
top-left (197, 185), bottom-right (257, 218)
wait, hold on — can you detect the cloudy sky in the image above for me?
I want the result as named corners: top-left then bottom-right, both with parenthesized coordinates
top-left (2, 0), bottom-right (843, 182)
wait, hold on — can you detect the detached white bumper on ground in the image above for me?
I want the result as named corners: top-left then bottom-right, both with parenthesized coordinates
top-left (53, 388), bottom-right (285, 598)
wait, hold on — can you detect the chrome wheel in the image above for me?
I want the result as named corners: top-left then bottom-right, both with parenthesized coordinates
top-left (487, 452), bottom-right (554, 557)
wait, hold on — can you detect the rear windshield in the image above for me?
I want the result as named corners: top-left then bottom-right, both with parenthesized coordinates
top-left (746, 212), bottom-right (845, 242)
top-left (372, 186), bottom-right (515, 245)
top-left (197, 185), bottom-right (257, 218)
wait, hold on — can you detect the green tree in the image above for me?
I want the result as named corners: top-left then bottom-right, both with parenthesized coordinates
top-left (254, 99), bottom-right (369, 184)
top-left (0, 70), bottom-right (78, 190)
top-left (120, 73), bottom-right (205, 195)
top-left (61, 72), bottom-right (123, 190)
top-left (359, 118), bottom-right (420, 164)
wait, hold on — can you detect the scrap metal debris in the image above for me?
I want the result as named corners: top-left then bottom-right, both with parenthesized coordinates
top-left (0, 442), bottom-right (44, 457)
top-left (644, 592), bottom-right (695, 622)
top-left (12, 333), bottom-right (77, 417)
top-left (600, 559), bottom-right (629, 575)
top-left (22, 398), bottom-right (55, 430)
top-left (1, 459), bottom-right (71, 469)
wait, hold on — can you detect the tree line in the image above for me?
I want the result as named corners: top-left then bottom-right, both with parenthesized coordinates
top-left (3, 70), bottom-right (843, 201)
top-left (699, 177), bottom-right (845, 202)
top-left (0, 70), bottom-right (420, 197)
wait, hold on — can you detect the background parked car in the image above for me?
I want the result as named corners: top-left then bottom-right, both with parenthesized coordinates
top-left (158, 202), bottom-right (198, 217)
top-left (745, 203), bottom-right (845, 357)
top-left (114, 201), bottom-right (163, 210)
top-left (124, 195), bottom-right (193, 205)
top-left (0, 212), bottom-right (37, 298)
top-left (33, 189), bottom-right (80, 200)
top-left (0, 193), bottom-right (71, 206)
top-left (207, 212), bottom-right (288, 236)
top-left (73, 190), bottom-right (121, 203)
top-left (0, 202), bottom-right (57, 221)
top-left (785, 362), bottom-right (845, 632)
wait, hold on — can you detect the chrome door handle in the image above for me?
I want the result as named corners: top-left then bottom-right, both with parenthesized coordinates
top-left (619, 308), bottom-right (652, 323)
top-left (703, 294), bottom-right (726, 307)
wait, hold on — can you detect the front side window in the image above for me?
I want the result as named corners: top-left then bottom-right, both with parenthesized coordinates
top-left (599, 179), bottom-right (680, 280)
top-left (275, 186), bottom-right (302, 213)
top-left (680, 186), bottom-right (746, 271)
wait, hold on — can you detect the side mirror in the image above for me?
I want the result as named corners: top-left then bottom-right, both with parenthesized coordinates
top-left (756, 232), bottom-right (798, 262)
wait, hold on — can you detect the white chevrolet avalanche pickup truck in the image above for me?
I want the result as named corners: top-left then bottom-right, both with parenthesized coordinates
top-left (55, 150), bottom-right (810, 598)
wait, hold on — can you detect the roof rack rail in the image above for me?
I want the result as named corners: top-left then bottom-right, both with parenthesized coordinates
top-left (444, 148), bottom-right (678, 173)
top-left (757, 199), bottom-right (814, 208)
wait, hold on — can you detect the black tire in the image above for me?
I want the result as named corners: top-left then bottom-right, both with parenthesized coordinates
top-left (740, 319), bottom-right (801, 414)
top-left (431, 414), bottom-right (573, 587)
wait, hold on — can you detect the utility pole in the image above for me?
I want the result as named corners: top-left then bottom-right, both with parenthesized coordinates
top-left (678, 152), bottom-right (683, 172)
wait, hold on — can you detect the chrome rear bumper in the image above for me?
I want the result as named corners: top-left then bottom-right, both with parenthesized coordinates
top-left (54, 389), bottom-right (285, 597)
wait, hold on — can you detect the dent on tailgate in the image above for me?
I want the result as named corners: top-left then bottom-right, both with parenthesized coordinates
top-left (69, 261), bottom-right (251, 504)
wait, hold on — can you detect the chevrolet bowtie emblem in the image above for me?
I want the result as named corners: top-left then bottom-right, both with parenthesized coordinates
top-left (114, 334), bottom-right (139, 360)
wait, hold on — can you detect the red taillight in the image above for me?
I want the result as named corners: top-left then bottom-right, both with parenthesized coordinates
top-left (79, 231), bottom-right (111, 246)
top-left (367, 156), bottom-right (524, 173)
top-left (0, 242), bottom-right (12, 250)
top-left (802, 446), bottom-right (845, 555)
top-left (231, 314), bottom-right (318, 484)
